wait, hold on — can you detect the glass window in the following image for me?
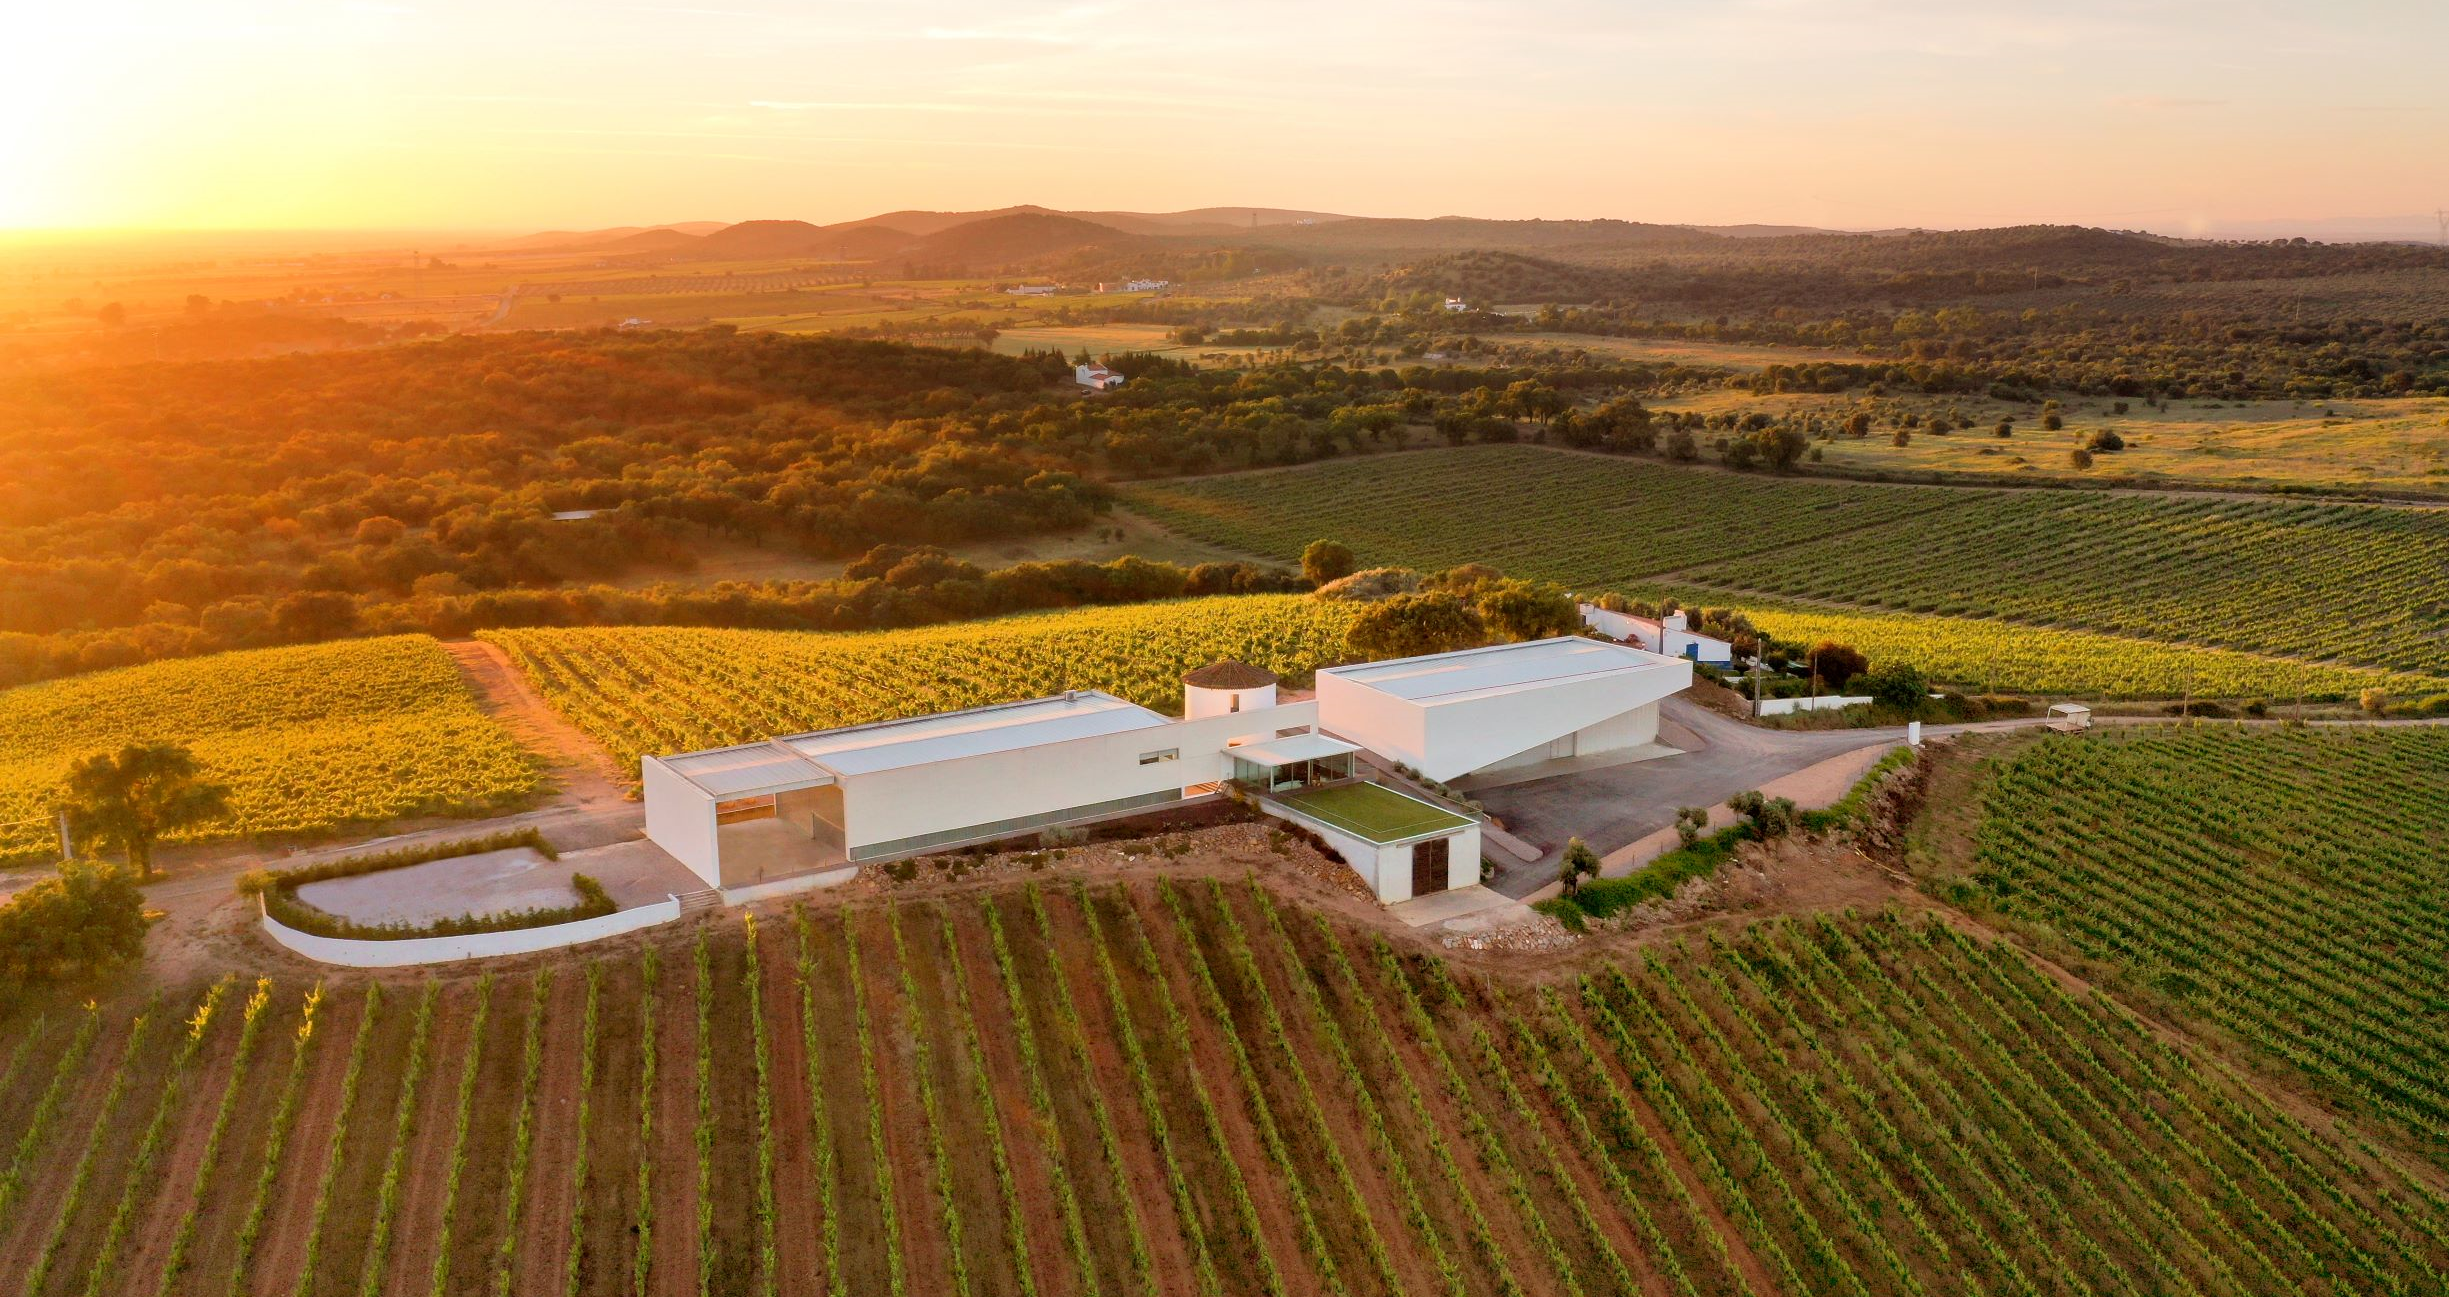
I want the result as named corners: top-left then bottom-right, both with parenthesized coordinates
top-left (1138, 749), bottom-right (1179, 765)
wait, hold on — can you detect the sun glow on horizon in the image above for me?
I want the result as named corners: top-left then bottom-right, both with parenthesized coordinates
top-left (7, 0), bottom-right (2447, 235)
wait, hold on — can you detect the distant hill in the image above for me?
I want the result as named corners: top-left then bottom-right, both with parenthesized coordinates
top-left (691, 219), bottom-right (833, 257)
top-left (487, 223), bottom-right (725, 251)
top-left (903, 212), bottom-right (1134, 269)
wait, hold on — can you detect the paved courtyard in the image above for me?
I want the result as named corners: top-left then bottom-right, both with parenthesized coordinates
top-left (294, 838), bottom-right (704, 925)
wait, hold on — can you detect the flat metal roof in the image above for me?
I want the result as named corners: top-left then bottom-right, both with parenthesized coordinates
top-left (1322, 636), bottom-right (1679, 706)
top-left (1227, 732), bottom-right (1360, 766)
top-left (656, 742), bottom-right (835, 799)
top-left (776, 690), bottom-right (1170, 776)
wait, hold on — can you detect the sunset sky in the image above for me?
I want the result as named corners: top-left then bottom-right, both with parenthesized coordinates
top-left (6, 0), bottom-right (2445, 234)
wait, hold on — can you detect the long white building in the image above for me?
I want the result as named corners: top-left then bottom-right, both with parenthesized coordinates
top-left (643, 635), bottom-right (1691, 905)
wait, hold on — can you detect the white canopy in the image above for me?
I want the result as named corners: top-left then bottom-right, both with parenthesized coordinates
top-left (1228, 733), bottom-right (1361, 767)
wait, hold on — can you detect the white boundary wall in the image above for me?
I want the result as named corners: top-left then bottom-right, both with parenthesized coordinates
top-left (1756, 694), bottom-right (1873, 716)
top-left (261, 897), bottom-right (683, 968)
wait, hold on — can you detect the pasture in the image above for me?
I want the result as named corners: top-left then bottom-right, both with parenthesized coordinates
top-left (1653, 388), bottom-right (2449, 496)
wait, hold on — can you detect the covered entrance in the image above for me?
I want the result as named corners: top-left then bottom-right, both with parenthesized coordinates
top-left (1227, 733), bottom-right (1362, 793)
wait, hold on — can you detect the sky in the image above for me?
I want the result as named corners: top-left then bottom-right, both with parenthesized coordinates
top-left (5, 0), bottom-right (2447, 235)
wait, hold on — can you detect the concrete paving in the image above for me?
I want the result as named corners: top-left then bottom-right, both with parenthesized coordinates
top-left (1474, 697), bottom-right (2051, 899)
top-left (1388, 884), bottom-right (1525, 929)
top-left (293, 839), bottom-right (703, 925)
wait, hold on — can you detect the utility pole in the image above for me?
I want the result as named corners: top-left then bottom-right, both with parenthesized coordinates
top-left (2437, 209), bottom-right (2448, 247)
top-left (1808, 645), bottom-right (1820, 713)
top-left (56, 806), bottom-right (73, 863)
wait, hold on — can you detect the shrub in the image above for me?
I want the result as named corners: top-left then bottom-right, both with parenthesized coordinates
top-left (1347, 592), bottom-right (1485, 660)
top-left (1300, 540), bottom-right (1357, 588)
top-left (2068, 448), bottom-right (2094, 470)
top-left (1557, 838), bottom-right (1599, 896)
top-left (2360, 688), bottom-right (2388, 716)
top-left (1312, 567), bottom-right (1422, 602)
top-left (1673, 806), bottom-right (1710, 847)
top-left (2088, 428), bottom-right (2126, 452)
top-left (1859, 664), bottom-right (1932, 714)
top-left (1725, 790), bottom-right (1796, 839)
top-left (0, 860), bottom-right (149, 997)
top-left (1536, 824), bottom-right (1752, 927)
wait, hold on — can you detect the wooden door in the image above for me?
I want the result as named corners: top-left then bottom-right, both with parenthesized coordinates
top-left (1411, 836), bottom-right (1450, 897)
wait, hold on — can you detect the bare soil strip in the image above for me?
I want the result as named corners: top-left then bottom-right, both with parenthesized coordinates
top-left (509, 970), bottom-right (591, 1294)
top-left (646, 949), bottom-right (700, 1297)
top-left (443, 639), bottom-right (629, 802)
top-left (755, 919), bottom-right (828, 1297)
top-left (851, 907), bottom-right (959, 1297)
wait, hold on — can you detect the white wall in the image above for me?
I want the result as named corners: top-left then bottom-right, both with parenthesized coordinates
top-left (1267, 807), bottom-right (1482, 904)
top-left (839, 700), bottom-right (1320, 855)
top-left (1756, 694), bottom-right (1872, 716)
top-left (642, 756), bottom-right (720, 888)
top-left (1315, 671), bottom-right (1427, 769)
top-left (1579, 604), bottom-right (1732, 664)
top-left (1331, 659), bottom-right (1690, 783)
top-left (1185, 681), bottom-right (1277, 745)
top-left (261, 897), bottom-right (682, 968)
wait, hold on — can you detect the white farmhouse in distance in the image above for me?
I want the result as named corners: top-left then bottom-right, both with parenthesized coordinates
top-left (1443, 297), bottom-right (1470, 312)
top-left (643, 636), bottom-right (1691, 907)
top-left (1075, 363), bottom-right (1125, 391)
top-left (1580, 603), bottom-right (1735, 665)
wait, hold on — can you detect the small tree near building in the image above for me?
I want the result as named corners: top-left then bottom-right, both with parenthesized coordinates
top-left (1858, 664), bottom-right (1931, 715)
top-left (1807, 641), bottom-right (1869, 690)
top-left (1726, 790), bottom-right (1796, 839)
top-left (60, 741), bottom-right (231, 879)
top-left (1301, 539), bottom-right (1358, 587)
top-left (1558, 838), bottom-right (1600, 896)
top-left (1673, 805), bottom-right (1710, 847)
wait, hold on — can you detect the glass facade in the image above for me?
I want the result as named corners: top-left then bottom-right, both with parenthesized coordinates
top-left (1230, 751), bottom-right (1356, 793)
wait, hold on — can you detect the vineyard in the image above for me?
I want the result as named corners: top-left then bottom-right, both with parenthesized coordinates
top-left (0, 637), bottom-right (540, 862)
top-left (1698, 597), bottom-right (2436, 700)
top-left (1959, 724), bottom-right (2449, 1150)
top-left (1, 883), bottom-right (2442, 1296)
top-left (1126, 445), bottom-right (2449, 683)
top-left (480, 596), bottom-right (1359, 770)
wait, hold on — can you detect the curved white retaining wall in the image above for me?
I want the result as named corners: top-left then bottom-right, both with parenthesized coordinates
top-left (261, 897), bottom-right (683, 968)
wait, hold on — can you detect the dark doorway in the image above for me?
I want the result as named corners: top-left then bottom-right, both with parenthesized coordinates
top-left (1411, 835), bottom-right (1451, 897)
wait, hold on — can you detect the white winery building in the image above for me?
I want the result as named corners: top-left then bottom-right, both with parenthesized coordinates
top-left (644, 635), bottom-right (1691, 905)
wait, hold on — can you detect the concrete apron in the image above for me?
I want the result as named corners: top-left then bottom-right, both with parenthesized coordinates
top-left (1520, 739), bottom-right (1906, 905)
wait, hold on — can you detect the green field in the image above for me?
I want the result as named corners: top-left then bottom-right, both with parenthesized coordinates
top-left (0, 637), bottom-right (540, 861)
top-left (1948, 724), bottom-right (2449, 1148)
top-left (483, 596), bottom-right (1360, 770)
top-left (1280, 782), bottom-right (1470, 843)
top-left (1127, 444), bottom-right (2449, 683)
